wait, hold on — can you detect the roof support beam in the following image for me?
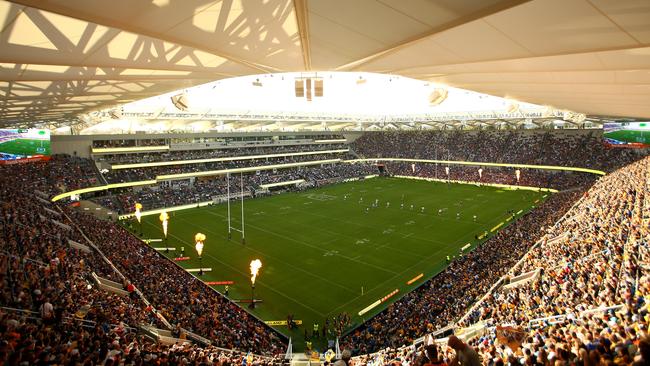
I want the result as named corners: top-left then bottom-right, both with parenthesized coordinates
top-left (6, 0), bottom-right (276, 74)
top-left (293, 0), bottom-right (311, 71)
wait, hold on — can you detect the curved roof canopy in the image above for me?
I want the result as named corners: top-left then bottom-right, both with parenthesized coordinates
top-left (1, 0), bottom-right (649, 129)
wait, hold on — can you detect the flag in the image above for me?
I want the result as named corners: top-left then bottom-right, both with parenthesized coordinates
top-left (335, 337), bottom-right (341, 359)
top-left (284, 338), bottom-right (293, 360)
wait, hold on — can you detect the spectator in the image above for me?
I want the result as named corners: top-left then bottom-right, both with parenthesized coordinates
top-left (447, 336), bottom-right (480, 366)
top-left (334, 349), bottom-right (353, 366)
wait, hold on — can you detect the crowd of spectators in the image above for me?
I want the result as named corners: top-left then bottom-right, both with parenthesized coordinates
top-left (87, 129), bottom-right (650, 214)
top-left (461, 157), bottom-right (648, 326)
top-left (101, 151), bottom-right (353, 183)
top-left (2, 131), bottom-right (648, 365)
top-left (341, 189), bottom-right (581, 355)
top-left (96, 143), bottom-right (348, 165)
top-left (95, 163), bottom-right (376, 214)
top-left (22, 154), bottom-right (101, 196)
top-left (386, 163), bottom-right (596, 191)
top-left (92, 139), bottom-right (167, 148)
top-left (0, 163), bottom-right (167, 363)
top-left (456, 157), bottom-right (650, 365)
top-left (347, 156), bottom-right (649, 365)
top-left (91, 135), bottom-right (344, 150)
top-left (352, 130), bottom-right (646, 172)
top-left (0, 159), bottom-right (287, 364)
top-left (1, 315), bottom-right (283, 365)
top-left (65, 208), bottom-right (285, 354)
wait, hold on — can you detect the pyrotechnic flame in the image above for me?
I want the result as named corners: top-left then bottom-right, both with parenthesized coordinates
top-left (134, 203), bottom-right (143, 223)
top-left (159, 211), bottom-right (169, 237)
top-left (250, 259), bottom-right (262, 285)
top-left (194, 233), bottom-right (206, 256)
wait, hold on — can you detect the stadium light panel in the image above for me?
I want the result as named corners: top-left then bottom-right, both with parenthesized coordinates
top-left (91, 145), bottom-right (170, 154)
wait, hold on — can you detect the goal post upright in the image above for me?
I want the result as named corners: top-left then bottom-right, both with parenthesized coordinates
top-left (227, 172), bottom-right (232, 240)
top-left (240, 172), bottom-right (246, 245)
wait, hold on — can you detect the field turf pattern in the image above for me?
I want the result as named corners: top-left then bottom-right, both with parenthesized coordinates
top-left (603, 129), bottom-right (650, 144)
top-left (134, 177), bottom-right (546, 349)
top-left (0, 138), bottom-right (51, 156)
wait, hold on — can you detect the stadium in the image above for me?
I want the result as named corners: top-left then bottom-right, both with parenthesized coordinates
top-left (0, 1), bottom-right (649, 365)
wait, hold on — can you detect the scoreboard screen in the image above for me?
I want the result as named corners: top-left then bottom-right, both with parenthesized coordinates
top-left (0, 129), bottom-right (51, 164)
top-left (603, 122), bottom-right (650, 148)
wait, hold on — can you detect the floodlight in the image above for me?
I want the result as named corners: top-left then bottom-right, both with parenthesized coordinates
top-left (170, 93), bottom-right (189, 111)
top-left (428, 88), bottom-right (448, 105)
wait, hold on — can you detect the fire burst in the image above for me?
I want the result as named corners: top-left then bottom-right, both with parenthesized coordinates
top-left (250, 259), bottom-right (262, 285)
top-left (134, 203), bottom-right (143, 223)
top-left (159, 211), bottom-right (169, 238)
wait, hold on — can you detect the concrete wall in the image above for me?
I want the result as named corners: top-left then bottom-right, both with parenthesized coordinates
top-left (51, 135), bottom-right (94, 157)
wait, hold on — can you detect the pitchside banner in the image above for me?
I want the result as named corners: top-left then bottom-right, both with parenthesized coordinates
top-left (0, 129), bottom-right (51, 164)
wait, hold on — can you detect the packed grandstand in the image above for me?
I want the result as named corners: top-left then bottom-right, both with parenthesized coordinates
top-left (2, 0), bottom-right (650, 364)
top-left (1, 129), bottom-right (648, 365)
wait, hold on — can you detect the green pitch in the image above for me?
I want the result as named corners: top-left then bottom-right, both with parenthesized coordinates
top-left (604, 129), bottom-right (650, 144)
top-left (134, 177), bottom-right (546, 349)
top-left (0, 138), bottom-right (51, 156)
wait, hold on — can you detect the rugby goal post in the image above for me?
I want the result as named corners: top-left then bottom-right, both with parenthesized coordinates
top-left (226, 172), bottom-right (246, 244)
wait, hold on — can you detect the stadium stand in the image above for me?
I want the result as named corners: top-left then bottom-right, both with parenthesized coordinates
top-left (100, 151), bottom-right (353, 184)
top-left (346, 156), bottom-right (649, 365)
top-left (92, 139), bottom-right (167, 148)
top-left (85, 129), bottom-right (645, 215)
top-left (352, 130), bottom-right (643, 172)
top-left (385, 163), bottom-right (596, 191)
top-left (96, 163), bottom-right (377, 214)
top-left (3, 1), bottom-right (650, 364)
top-left (0, 158), bottom-right (286, 364)
top-left (1, 134), bottom-right (647, 365)
top-left (341, 189), bottom-right (582, 354)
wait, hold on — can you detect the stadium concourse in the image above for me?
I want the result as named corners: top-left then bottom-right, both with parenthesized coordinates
top-left (0, 129), bottom-right (648, 365)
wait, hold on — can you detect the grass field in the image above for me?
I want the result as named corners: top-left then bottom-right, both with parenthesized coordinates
top-left (0, 138), bottom-right (51, 156)
top-left (134, 177), bottom-right (546, 349)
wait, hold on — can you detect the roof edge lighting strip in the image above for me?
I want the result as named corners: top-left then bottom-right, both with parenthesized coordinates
top-left (92, 146), bottom-right (170, 154)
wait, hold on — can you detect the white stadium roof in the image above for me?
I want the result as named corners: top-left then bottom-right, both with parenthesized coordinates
top-left (1, 0), bottom-right (649, 131)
